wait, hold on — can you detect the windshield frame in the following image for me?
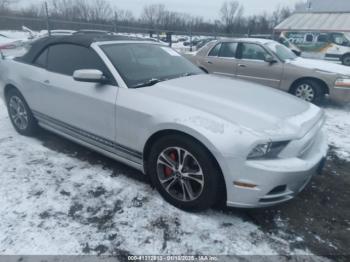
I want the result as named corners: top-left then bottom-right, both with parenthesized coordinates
top-left (95, 41), bottom-right (203, 89)
top-left (265, 41), bottom-right (297, 62)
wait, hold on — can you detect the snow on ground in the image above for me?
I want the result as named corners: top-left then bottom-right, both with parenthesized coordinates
top-left (324, 103), bottom-right (350, 161)
top-left (0, 30), bottom-right (32, 40)
top-left (0, 100), bottom-right (327, 257)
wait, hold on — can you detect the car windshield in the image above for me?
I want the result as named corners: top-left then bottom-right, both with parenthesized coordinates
top-left (266, 42), bottom-right (297, 61)
top-left (101, 43), bottom-right (203, 88)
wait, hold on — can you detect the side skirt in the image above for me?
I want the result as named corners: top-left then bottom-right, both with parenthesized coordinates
top-left (33, 111), bottom-right (145, 173)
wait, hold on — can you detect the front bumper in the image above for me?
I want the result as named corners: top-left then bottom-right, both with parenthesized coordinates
top-left (224, 128), bottom-right (328, 208)
top-left (329, 86), bottom-right (350, 104)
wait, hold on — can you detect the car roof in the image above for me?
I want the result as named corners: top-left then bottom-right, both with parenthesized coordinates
top-left (17, 34), bottom-right (153, 64)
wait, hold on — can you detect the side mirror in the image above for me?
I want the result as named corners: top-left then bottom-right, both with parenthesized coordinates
top-left (265, 55), bottom-right (277, 64)
top-left (73, 69), bottom-right (107, 84)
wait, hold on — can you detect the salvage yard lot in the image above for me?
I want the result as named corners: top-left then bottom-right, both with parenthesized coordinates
top-left (0, 99), bottom-right (349, 258)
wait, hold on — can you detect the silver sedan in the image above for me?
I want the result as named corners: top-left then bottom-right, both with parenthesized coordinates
top-left (0, 35), bottom-right (328, 211)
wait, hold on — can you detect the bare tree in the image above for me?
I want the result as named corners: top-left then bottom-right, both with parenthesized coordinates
top-left (220, 1), bottom-right (243, 33)
top-left (0, 0), bottom-right (17, 13)
top-left (271, 5), bottom-right (292, 27)
top-left (88, 0), bottom-right (112, 21)
top-left (141, 4), bottom-right (166, 28)
top-left (49, 0), bottom-right (112, 21)
top-left (115, 8), bottom-right (135, 24)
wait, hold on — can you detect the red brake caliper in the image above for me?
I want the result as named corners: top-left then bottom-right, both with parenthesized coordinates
top-left (164, 152), bottom-right (176, 177)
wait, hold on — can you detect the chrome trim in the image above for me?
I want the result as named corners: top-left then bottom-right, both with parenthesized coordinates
top-left (237, 74), bottom-right (281, 82)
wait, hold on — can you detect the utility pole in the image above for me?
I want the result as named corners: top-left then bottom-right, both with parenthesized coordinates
top-left (307, 0), bottom-right (312, 12)
top-left (189, 22), bottom-right (193, 52)
top-left (114, 11), bottom-right (118, 33)
top-left (44, 2), bottom-right (51, 36)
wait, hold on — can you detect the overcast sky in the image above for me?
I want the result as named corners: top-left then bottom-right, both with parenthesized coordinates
top-left (17, 0), bottom-right (303, 20)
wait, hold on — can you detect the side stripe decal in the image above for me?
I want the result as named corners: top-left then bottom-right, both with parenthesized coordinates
top-left (32, 110), bottom-right (143, 163)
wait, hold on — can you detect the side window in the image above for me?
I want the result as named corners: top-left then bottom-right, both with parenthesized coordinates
top-left (331, 33), bottom-right (350, 46)
top-left (33, 48), bottom-right (48, 68)
top-left (208, 43), bottom-right (221, 56)
top-left (47, 44), bottom-right (115, 84)
top-left (317, 34), bottom-right (329, 43)
top-left (219, 42), bottom-right (237, 58)
top-left (240, 43), bottom-right (268, 61)
top-left (305, 34), bottom-right (314, 42)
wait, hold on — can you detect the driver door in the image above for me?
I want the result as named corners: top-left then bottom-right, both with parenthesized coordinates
top-left (236, 42), bottom-right (283, 88)
top-left (34, 44), bottom-right (118, 142)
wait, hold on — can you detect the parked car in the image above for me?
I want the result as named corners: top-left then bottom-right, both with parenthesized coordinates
top-left (279, 31), bottom-right (350, 66)
top-left (0, 34), bottom-right (24, 50)
top-left (45, 30), bottom-right (77, 36)
top-left (189, 38), bottom-right (350, 104)
top-left (183, 37), bottom-right (201, 47)
top-left (196, 38), bottom-right (215, 50)
top-left (73, 30), bottom-right (114, 36)
top-left (0, 35), bottom-right (328, 211)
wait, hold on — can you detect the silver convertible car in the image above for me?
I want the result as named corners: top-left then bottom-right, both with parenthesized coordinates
top-left (0, 35), bottom-right (328, 211)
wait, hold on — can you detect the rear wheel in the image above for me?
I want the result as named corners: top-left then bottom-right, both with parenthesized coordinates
top-left (5, 88), bottom-right (38, 136)
top-left (146, 135), bottom-right (221, 211)
top-left (291, 80), bottom-right (323, 103)
top-left (341, 54), bottom-right (350, 66)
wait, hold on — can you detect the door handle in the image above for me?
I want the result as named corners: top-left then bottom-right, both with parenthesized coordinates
top-left (207, 61), bottom-right (213, 64)
top-left (238, 64), bottom-right (247, 68)
top-left (43, 80), bottom-right (50, 84)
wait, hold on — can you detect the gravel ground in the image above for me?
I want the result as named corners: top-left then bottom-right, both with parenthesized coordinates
top-left (0, 99), bottom-right (349, 260)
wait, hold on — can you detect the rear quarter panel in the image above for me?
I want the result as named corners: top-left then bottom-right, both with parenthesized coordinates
top-left (0, 58), bottom-right (48, 111)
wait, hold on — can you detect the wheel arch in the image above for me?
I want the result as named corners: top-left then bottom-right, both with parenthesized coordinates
top-left (289, 77), bottom-right (329, 95)
top-left (4, 83), bottom-right (18, 99)
top-left (341, 52), bottom-right (350, 60)
top-left (143, 129), bottom-right (227, 203)
top-left (341, 52), bottom-right (350, 64)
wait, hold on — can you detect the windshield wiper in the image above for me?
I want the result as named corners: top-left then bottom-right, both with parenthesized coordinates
top-left (132, 78), bottom-right (163, 88)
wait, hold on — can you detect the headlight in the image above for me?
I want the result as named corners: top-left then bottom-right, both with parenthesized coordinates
top-left (247, 141), bottom-right (289, 160)
top-left (335, 78), bottom-right (350, 88)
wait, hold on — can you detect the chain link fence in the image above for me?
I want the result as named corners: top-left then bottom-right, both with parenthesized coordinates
top-left (0, 15), bottom-right (272, 51)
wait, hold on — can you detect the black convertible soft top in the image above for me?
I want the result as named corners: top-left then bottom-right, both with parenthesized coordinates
top-left (17, 34), bottom-right (151, 64)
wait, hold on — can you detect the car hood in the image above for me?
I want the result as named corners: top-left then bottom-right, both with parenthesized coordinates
top-left (139, 74), bottom-right (323, 139)
top-left (287, 57), bottom-right (350, 76)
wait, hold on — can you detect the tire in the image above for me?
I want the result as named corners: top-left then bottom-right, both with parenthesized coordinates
top-left (341, 54), bottom-right (350, 66)
top-left (291, 79), bottom-right (324, 103)
top-left (146, 134), bottom-right (221, 211)
top-left (5, 88), bottom-right (38, 136)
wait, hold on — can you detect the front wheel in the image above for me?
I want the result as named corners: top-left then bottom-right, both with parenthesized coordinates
top-left (146, 135), bottom-right (222, 211)
top-left (291, 80), bottom-right (323, 103)
top-left (5, 88), bottom-right (38, 136)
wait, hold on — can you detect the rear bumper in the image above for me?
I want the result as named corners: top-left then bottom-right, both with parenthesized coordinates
top-left (224, 129), bottom-right (328, 208)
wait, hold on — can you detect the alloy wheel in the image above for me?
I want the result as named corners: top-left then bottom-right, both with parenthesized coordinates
top-left (156, 147), bottom-right (204, 202)
top-left (9, 96), bottom-right (29, 130)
